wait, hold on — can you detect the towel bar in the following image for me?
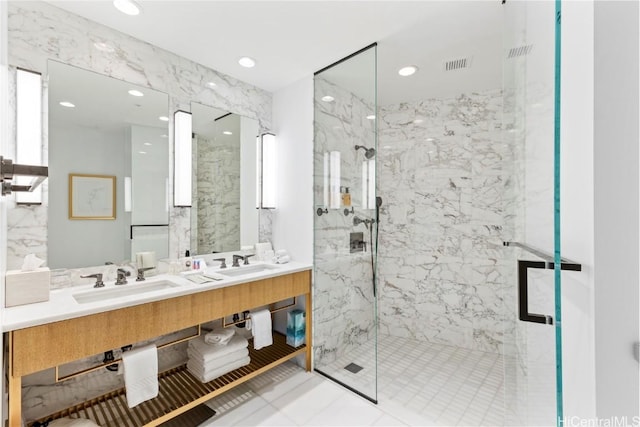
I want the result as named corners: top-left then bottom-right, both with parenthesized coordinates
top-left (54, 325), bottom-right (201, 382)
top-left (222, 297), bottom-right (297, 328)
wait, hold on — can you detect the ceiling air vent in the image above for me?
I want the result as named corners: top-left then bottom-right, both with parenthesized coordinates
top-left (507, 44), bottom-right (533, 59)
top-left (443, 57), bottom-right (472, 72)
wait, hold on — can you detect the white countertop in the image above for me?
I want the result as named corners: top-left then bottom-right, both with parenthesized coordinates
top-left (2, 261), bottom-right (312, 332)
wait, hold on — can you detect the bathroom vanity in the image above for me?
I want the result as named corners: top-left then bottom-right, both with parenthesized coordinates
top-left (3, 264), bottom-right (312, 427)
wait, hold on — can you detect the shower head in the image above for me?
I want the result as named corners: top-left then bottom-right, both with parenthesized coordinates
top-left (355, 145), bottom-right (376, 159)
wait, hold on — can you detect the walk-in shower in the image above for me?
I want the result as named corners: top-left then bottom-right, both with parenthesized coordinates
top-left (313, 1), bottom-right (565, 425)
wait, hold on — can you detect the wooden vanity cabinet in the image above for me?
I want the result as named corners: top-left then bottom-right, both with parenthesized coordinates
top-left (7, 269), bottom-right (312, 427)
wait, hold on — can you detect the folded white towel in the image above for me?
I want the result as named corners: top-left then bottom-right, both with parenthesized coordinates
top-left (187, 349), bottom-right (249, 376)
top-left (249, 309), bottom-right (273, 350)
top-left (187, 356), bottom-right (251, 383)
top-left (49, 418), bottom-right (100, 427)
top-left (188, 334), bottom-right (248, 361)
top-left (122, 344), bottom-right (158, 408)
top-left (187, 347), bottom-right (249, 372)
top-left (204, 327), bottom-right (235, 346)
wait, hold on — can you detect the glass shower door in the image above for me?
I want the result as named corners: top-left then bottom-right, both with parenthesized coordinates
top-left (312, 44), bottom-right (378, 402)
top-left (503, 1), bottom-right (571, 426)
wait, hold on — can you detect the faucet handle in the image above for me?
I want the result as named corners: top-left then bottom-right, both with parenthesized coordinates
top-left (81, 273), bottom-right (105, 288)
top-left (115, 268), bottom-right (131, 285)
top-left (213, 257), bottom-right (227, 269)
top-left (136, 267), bottom-right (155, 281)
top-left (243, 254), bottom-right (255, 265)
top-left (232, 254), bottom-right (244, 267)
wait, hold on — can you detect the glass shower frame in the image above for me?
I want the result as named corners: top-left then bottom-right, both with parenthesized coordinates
top-left (502, 1), bottom-right (566, 425)
top-left (312, 43), bottom-right (378, 403)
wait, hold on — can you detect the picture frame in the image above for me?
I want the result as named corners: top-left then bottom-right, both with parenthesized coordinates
top-left (69, 174), bottom-right (116, 220)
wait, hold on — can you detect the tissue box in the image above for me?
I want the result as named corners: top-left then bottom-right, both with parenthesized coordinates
top-left (5, 268), bottom-right (50, 307)
top-left (286, 309), bottom-right (305, 347)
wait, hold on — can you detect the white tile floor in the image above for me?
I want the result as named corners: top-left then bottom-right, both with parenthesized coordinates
top-left (199, 362), bottom-right (399, 427)
top-left (318, 335), bottom-right (505, 426)
top-left (199, 335), bottom-right (506, 427)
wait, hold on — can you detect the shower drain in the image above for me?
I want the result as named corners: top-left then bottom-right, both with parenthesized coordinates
top-left (344, 362), bottom-right (364, 374)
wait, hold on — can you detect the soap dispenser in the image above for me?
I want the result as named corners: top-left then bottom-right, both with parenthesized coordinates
top-left (342, 187), bottom-right (351, 207)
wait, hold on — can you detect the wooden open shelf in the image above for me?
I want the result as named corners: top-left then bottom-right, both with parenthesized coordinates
top-left (29, 334), bottom-right (305, 427)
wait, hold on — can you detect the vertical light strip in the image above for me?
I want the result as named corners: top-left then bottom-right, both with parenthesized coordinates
top-left (367, 158), bottom-right (375, 210)
top-left (124, 176), bottom-right (132, 212)
top-left (323, 152), bottom-right (329, 207)
top-left (260, 133), bottom-right (276, 209)
top-left (329, 151), bottom-right (341, 209)
top-left (362, 160), bottom-right (368, 209)
top-left (256, 135), bottom-right (261, 208)
top-left (16, 69), bottom-right (42, 204)
top-left (173, 110), bottom-right (192, 207)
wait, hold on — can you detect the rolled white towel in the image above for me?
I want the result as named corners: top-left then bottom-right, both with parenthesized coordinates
top-left (204, 327), bottom-right (235, 346)
top-left (275, 255), bottom-right (290, 264)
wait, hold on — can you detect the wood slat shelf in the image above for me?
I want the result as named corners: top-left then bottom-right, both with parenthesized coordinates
top-left (29, 334), bottom-right (306, 427)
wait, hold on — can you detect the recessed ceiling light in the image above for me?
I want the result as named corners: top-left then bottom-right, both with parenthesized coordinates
top-left (128, 89), bottom-right (144, 97)
top-left (223, 131), bottom-right (233, 135)
top-left (238, 57), bottom-right (256, 68)
top-left (207, 82), bottom-right (217, 88)
top-left (321, 95), bottom-right (334, 102)
top-left (158, 116), bottom-right (169, 122)
top-left (413, 119), bottom-right (424, 124)
top-left (144, 142), bottom-right (152, 146)
top-left (93, 42), bottom-right (115, 53)
top-left (113, 0), bottom-right (141, 16)
top-left (398, 65), bottom-right (419, 77)
top-left (366, 115), bottom-right (376, 120)
top-left (59, 101), bottom-right (75, 108)
top-left (138, 151), bottom-right (147, 154)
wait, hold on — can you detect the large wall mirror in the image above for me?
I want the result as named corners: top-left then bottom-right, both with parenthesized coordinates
top-left (48, 61), bottom-right (170, 268)
top-left (190, 102), bottom-right (259, 254)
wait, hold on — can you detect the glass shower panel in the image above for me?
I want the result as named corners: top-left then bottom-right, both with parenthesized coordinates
top-left (313, 44), bottom-right (378, 402)
top-left (503, 1), bottom-right (563, 425)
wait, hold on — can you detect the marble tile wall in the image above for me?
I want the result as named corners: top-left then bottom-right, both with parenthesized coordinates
top-left (377, 90), bottom-right (510, 354)
top-left (6, 1), bottom-right (272, 273)
top-left (195, 135), bottom-right (241, 254)
top-left (313, 76), bottom-right (377, 368)
top-left (6, 1), bottom-right (272, 417)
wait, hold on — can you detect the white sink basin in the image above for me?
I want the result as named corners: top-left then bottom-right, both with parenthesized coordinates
top-left (73, 280), bottom-right (181, 304)
top-left (218, 264), bottom-right (280, 277)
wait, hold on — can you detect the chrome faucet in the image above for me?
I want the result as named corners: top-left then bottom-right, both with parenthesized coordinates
top-left (81, 273), bottom-right (105, 288)
top-left (136, 267), bottom-right (155, 281)
top-left (115, 268), bottom-right (131, 285)
top-left (213, 257), bottom-right (227, 268)
top-left (243, 254), bottom-right (255, 265)
top-left (232, 254), bottom-right (244, 267)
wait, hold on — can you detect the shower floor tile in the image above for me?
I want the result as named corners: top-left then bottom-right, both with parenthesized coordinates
top-left (316, 334), bottom-right (505, 426)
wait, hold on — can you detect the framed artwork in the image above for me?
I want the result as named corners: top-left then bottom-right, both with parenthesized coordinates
top-left (69, 174), bottom-right (116, 220)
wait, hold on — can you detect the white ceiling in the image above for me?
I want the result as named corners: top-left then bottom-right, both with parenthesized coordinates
top-left (45, 0), bottom-right (504, 105)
